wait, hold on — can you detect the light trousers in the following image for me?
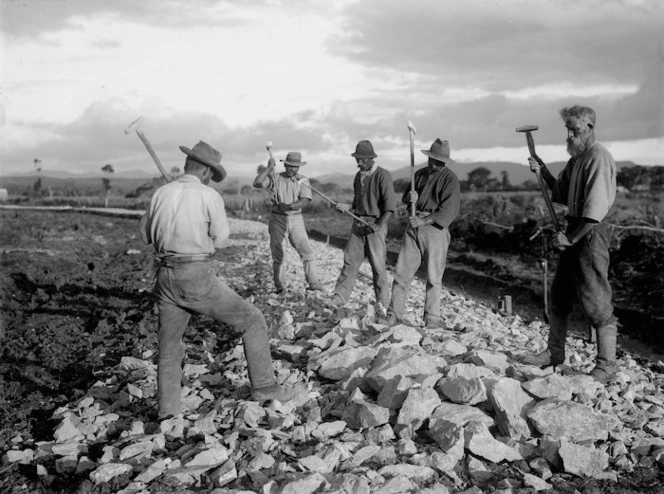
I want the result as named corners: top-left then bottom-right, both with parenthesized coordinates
top-left (154, 261), bottom-right (276, 417)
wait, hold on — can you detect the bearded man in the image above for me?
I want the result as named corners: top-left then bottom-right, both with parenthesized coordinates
top-left (521, 105), bottom-right (619, 384)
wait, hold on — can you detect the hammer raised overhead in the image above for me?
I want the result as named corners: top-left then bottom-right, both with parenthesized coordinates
top-left (407, 120), bottom-right (417, 217)
top-left (124, 117), bottom-right (170, 183)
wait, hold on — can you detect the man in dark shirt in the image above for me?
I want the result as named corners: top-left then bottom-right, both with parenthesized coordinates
top-left (380, 138), bottom-right (461, 328)
top-left (331, 140), bottom-right (397, 316)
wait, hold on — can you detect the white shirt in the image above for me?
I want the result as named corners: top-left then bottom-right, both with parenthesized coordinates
top-left (140, 174), bottom-right (229, 255)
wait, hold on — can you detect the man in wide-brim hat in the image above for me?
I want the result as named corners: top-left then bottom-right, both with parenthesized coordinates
top-left (254, 151), bottom-right (322, 293)
top-left (330, 140), bottom-right (397, 316)
top-left (141, 140), bottom-right (304, 417)
top-left (379, 138), bottom-right (461, 329)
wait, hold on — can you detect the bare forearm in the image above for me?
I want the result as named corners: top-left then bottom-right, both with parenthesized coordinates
top-left (567, 220), bottom-right (596, 245)
top-left (253, 168), bottom-right (273, 188)
top-left (535, 157), bottom-right (556, 190)
top-left (376, 211), bottom-right (393, 228)
top-left (288, 198), bottom-right (310, 210)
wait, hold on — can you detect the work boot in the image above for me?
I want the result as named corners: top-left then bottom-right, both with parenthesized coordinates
top-left (591, 322), bottom-right (618, 384)
top-left (374, 302), bottom-right (388, 320)
top-left (376, 311), bottom-right (399, 327)
top-left (329, 294), bottom-right (344, 308)
top-left (251, 382), bottom-right (306, 404)
top-left (590, 364), bottom-right (617, 384)
top-left (303, 261), bottom-right (322, 291)
top-left (273, 263), bottom-right (284, 294)
top-left (521, 349), bottom-right (564, 368)
top-left (425, 315), bottom-right (445, 329)
top-left (546, 314), bottom-right (568, 365)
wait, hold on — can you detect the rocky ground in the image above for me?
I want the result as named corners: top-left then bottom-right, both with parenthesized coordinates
top-left (2, 209), bottom-right (664, 493)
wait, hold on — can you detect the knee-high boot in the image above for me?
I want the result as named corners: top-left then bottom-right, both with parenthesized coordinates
top-left (273, 263), bottom-right (284, 292)
top-left (303, 260), bottom-right (322, 290)
top-left (546, 313), bottom-right (568, 365)
top-left (592, 322), bottom-right (618, 383)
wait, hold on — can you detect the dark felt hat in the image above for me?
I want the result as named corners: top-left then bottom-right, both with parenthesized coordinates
top-left (351, 140), bottom-right (377, 159)
top-left (179, 141), bottom-right (226, 182)
top-left (421, 138), bottom-right (455, 164)
top-left (280, 151), bottom-right (307, 167)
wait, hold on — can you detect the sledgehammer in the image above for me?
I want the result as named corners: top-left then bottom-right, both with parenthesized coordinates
top-left (516, 124), bottom-right (562, 232)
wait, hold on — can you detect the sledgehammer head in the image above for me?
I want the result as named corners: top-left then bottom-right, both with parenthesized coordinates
top-left (516, 124), bottom-right (539, 133)
top-left (124, 116), bottom-right (144, 135)
top-left (407, 120), bottom-right (417, 134)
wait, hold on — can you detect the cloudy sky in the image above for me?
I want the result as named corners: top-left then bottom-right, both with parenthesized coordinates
top-left (1, 0), bottom-right (662, 179)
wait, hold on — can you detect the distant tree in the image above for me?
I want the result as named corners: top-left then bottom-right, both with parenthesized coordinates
top-left (221, 178), bottom-right (241, 195)
top-left (393, 178), bottom-right (410, 193)
top-left (240, 184), bottom-right (254, 195)
top-left (652, 166), bottom-right (664, 192)
top-left (467, 167), bottom-right (492, 191)
top-left (32, 158), bottom-right (43, 197)
top-left (102, 164), bottom-right (114, 207)
top-left (617, 166), bottom-right (645, 190)
top-left (520, 179), bottom-right (539, 191)
top-left (170, 166), bottom-right (181, 180)
top-left (500, 171), bottom-right (512, 191)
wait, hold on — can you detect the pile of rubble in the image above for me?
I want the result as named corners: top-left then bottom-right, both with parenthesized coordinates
top-left (4, 219), bottom-right (664, 493)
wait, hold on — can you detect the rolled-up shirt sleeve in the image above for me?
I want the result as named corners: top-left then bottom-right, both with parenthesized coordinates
top-left (209, 195), bottom-right (230, 249)
top-left (379, 170), bottom-right (397, 214)
top-left (582, 153), bottom-right (616, 222)
top-left (139, 210), bottom-right (152, 245)
top-left (298, 177), bottom-right (313, 200)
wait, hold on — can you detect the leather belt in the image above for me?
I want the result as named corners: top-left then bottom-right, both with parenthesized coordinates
top-left (157, 254), bottom-right (212, 266)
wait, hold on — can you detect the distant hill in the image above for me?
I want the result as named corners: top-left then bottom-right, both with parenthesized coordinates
top-left (0, 170), bottom-right (258, 196)
top-left (1, 169), bottom-right (157, 180)
top-left (314, 160), bottom-right (644, 188)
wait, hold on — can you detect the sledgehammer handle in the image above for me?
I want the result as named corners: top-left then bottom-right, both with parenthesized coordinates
top-left (521, 130), bottom-right (562, 233)
top-left (525, 131), bottom-right (537, 159)
top-left (136, 130), bottom-right (170, 183)
top-left (299, 182), bottom-right (372, 228)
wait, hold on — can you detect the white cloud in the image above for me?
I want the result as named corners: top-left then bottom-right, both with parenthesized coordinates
top-left (1, 0), bottom-right (662, 177)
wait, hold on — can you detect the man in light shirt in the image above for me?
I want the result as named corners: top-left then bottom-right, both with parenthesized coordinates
top-left (253, 151), bottom-right (322, 294)
top-left (140, 141), bottom-right (303, 417)
top-left (521, 106), bottom-right (619, 384)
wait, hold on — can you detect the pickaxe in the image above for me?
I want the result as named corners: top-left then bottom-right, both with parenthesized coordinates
top-left (299, 181), bottom-right (372, 228)
top-left (516, 124), bottom-right (562, 232)
top-left (124, 117), bottom-right (170, 183)
top-left (407, 120), bottom-right (417, 217)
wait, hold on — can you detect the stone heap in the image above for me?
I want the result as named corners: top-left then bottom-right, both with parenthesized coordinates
top-left (3, 223), bottom-right (664, 493)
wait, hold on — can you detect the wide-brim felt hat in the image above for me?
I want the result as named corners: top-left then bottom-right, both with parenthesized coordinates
top-left (351, 140), bottom-right (377, 159)
top-left (421, 138), bottom-right (455, 164)
top-left (179, 140), bottom-right (227, 182)
top-left (280, 151), bottom-right (307, 167)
